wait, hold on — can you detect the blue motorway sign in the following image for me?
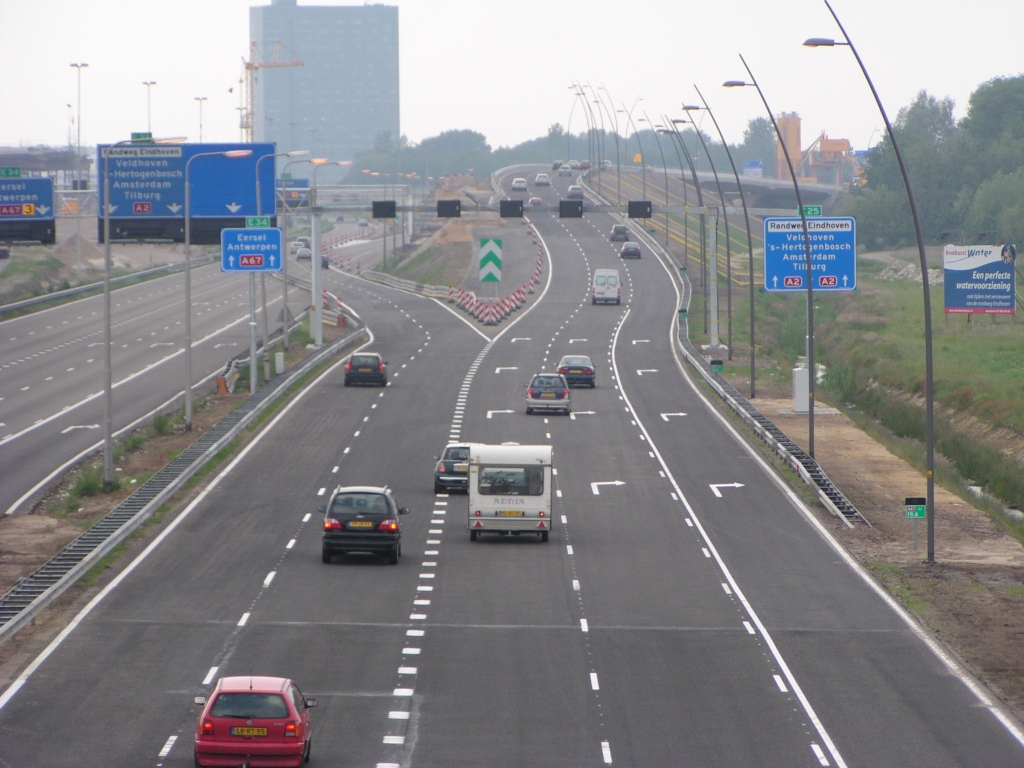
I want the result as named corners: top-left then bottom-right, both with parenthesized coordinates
top-left (97, 143), bottom-right (276, 219)
top-left (0, 178), bottom-right (54, 220)
top-left (221, 227), bottom-right (283, 272)
top-left (763, 217), bottom-right (857, 292)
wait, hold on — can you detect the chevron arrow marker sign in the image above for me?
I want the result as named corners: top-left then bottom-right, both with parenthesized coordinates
top-left (479, 238), bottom-right (503, 283)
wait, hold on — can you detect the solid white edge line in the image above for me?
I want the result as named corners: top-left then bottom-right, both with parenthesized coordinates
top-left (609, 302), bottom-right (850, 767)
top-left (0, 328), bottom-right (370, 714)
top-left (647, 227), bottom-right (1024, 750)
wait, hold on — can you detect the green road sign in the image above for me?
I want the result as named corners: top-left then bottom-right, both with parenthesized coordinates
top-left (479, 238), bottom-right (502, 283)
top-left (801, 205), bottom-right (823, 217)
top-left (904, 496), bottom-right (927, 519)
top-left (131, 132), bottom-right (153, 144)
top-left (0, 167), bottom-right (22, 178)
top-left (246, 216), bottom-right (271, 228)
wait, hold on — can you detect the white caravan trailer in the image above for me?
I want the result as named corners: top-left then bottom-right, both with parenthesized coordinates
top-left (468, 443), bottom-right (553, 542)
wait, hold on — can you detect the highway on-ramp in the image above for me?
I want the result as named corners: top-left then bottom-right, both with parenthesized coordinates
top-left (0, 171), bottom-right (1022, 766)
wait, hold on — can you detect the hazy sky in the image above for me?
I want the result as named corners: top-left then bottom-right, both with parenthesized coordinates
top-left (3, 0), bottom-right (1023, 155)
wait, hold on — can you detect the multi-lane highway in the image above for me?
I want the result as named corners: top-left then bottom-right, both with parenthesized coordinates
top-left (1, 169), bottom-right (1022, 767)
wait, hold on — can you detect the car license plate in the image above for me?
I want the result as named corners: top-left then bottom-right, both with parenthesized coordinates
top-left (359, 367), bottom-right (372, 372)
top-left (349, 520), bottom-right (374, 528)
top-left (540, 392), bottom-right (555, 398)
top-left (499, 510), bottom-right (523, 516)
top-left (570, 369), bottom-right (582, 373)
top-left (454, 463), bottom-right (468, 472)
top-left (231, 727), bottom-right (267, 737)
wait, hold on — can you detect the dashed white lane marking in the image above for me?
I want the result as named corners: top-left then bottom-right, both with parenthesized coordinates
top-left (202, 666), bottom-right (219, 685)
top-left (417, 585), bottom-right (433, 592)
top-left (774, 675), bottom-right (789, 693)
top-left (317, 487), bottom-right (326, 496)
top-left (302, 513), bottom-right (311, 523)
top-left (263, 571), bottom-right (276, 588)
top-left (237, 612), bottom-right (250, 627)
top-left (590, 672), bottom-right (600, 690)
top-left (398, 667), bottom-right (417, 674)
top-left (721, 582), bottom-right (732, 595)
top-left (383, 736), bottom-right (405, 745)
top-left (414, 599), bottom-right (430, 605)
top-left (388, 711), bottom-right (411, 719)
top-left (158, 734), bottom-right (177, 758)
top-left (580, 619), bottom-right (589, 633)
top-left (670, 492), bottom-right (678, 501)
top-left (602, 740), bottom-right (613, 764)
top-left (744, 621), bottom-right (756, 635)
top-left (402, 647), bottom-right (421, 655)
top-left (410, 613), bottom-right (427, 620)
top-left (560, 515), bottom-right (567, 524)
top-left (702, 548), bottom-right (711, 558)
top-left (286, 539), bottom-right (296, 550)
top-left (566, 545), bottom-right (574, 555)
top-left (812, 743), bottom-right (830, 766)
top-left (685, 518), bottom-right (693, 527)
top-left (406, 629), bottom-right (424, 637)
top-left (343, 447), bottom-right (350, 454)
top-left (393, 688), bottom-right (414, 696)
top-left (573, 580), bottom-right (580, 591)
top-left (556, 489), bottom-right (562, 498)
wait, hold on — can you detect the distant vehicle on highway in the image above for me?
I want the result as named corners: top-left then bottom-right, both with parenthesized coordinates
top-left (526, 373), bottom-right (571, 415)
top-left (295, 236), bottom-right (311, 247)
top-left (358, 218), bottom-right (369, 228)
top-left (344, 352), bottom-right (387, 386)
top-left (557, 164), bottom-right (573, 177)
top-left (511, 177), bottom-right (528, 191)
top-left (620, 241), bottom-right (642, 259)
top-left (296, 247), bottom-right (312, 260)
top-left (610, 224), bottom-right (629, 242)
top-left (528, 196), bottom-right (544, 208)
top-left (552, 160), bottom-right (564, 170)
top-left (434, 442), bottom-right (474, 494)
top-left (579, 159), bottom-right (591, 171)
top-left (534, 173), bottom-right (551, 186)
top-left (569, 160), bottom-right (580, 170)
top-left (592, 268), bottom-right (621, 304)
top-left (557, 355), bottom-right (596, 388)
top-left (601, 159), bottom-right (613, 169)
top-left (193, 675), bottom-right (316, 767)
top-left (320, 485), bottom-right (409, 564)
top-left (566, 185), bottom-right (585, 200)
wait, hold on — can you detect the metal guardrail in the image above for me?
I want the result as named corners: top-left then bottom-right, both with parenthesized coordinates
top-left (579, 175), bottom-right (868, 527)
top-left (0, 254), bottom-right (217, 315)
top-left (0, 319), bottom-right (368, 642)
top-left (359, 270), bottom-right (450, 299)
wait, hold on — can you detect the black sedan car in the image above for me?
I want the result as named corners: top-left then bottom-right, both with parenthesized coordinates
top-left (620, 241), bottom-right (642, 259)
top-left (557, 355), bottom-right (596, 388)
top-left (321, 485), bottom-right (409, 564)
top-left (344, 352), bottom-right (387, 386)
top-left (434, 443), bottom-right (473, 494)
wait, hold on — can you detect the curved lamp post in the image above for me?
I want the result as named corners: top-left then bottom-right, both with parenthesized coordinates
top-left (310, 159), bottom-right (350, 347)
top-left (806, 0), bottom-right (936, 559)
top-left (689, 87), bottom-right (758, 397)
top-left (681, 104), bottom-right (734, 358)
top-left (656, 126), bottom-right (691, 267)
top-left (639, 114), bottom-right (670, 248)
top-left (185, 148), bottom-right (252, 424)
top-left (102, 136), bottom-right (185, 484)
top-left (617, 100), bottom-right (646, 200)
top-left (669, 118), bottom-right (709, 327)
top-left (597, 84), bottom-right (623, 203)
top-left (725, 53), bottom-right (817, 457)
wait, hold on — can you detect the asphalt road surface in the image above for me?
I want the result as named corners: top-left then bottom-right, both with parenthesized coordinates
top-left (1, 170), bottom-right (1022, 767)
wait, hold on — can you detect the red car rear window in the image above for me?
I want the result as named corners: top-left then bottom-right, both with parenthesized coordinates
top-left (210, 693), bottom-right (289, 719)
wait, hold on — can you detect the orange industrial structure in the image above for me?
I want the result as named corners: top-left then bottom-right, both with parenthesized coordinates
top-left (775, 112), bottom-right (859, 186)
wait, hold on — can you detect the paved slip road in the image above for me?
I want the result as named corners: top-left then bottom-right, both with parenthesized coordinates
top-left (0, 263), bottom-right (308, 515)
top-left (0, 168), bottom-right (1023, 767)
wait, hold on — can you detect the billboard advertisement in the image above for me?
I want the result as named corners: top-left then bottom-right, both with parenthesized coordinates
top-left (943, 244), bottom-right (1016, 315)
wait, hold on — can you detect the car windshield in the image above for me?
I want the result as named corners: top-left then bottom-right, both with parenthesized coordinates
top-left (351, 355), bottom-right (378, 366)
top-left (210, 693), bottom-right (289, 719)
top-left (478, 466), bottom-right (544, 495)
top-left (531, 376), bottom-right (563, 388)
top-left (445, 447), bottom-right (470, 461)
top-left (329, 493), bottom-right (390, 517)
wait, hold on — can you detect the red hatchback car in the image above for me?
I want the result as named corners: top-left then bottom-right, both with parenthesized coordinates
top-left (194, 676), bottom-right (316, 767)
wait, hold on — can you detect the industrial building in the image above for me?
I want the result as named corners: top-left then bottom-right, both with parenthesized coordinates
top-left (249, 0), bottom-right (400, 174)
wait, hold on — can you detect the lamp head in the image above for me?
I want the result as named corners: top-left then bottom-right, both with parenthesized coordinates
top-left (681, 105), bottom-right (702, 111)
top-left (311, 158), bottom-right (328, 165)
top-left (803, 37), bottom-right (836, 47)
top-left (723, 80), bottom-right (749, 88)
top-left (224, 150), bottom-right (252, 158)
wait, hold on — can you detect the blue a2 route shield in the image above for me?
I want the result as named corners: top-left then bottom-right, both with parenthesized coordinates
top-left (221, 227), bottom-right (283, 272)
top-left (97, 143), bottom-right (275, 219)
top-left (763, 217), bottom-right (857, 292)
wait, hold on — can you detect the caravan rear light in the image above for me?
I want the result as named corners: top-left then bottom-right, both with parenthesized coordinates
top-left (537, 521), bottom-right (547, 528)
top-left (474, 510), bottom-right (481, 516)
top-left (538, 511), bottom-right (545, 517)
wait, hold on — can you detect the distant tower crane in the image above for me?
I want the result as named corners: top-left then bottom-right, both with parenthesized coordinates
top-left (241, 41), bottom-right (303, 143)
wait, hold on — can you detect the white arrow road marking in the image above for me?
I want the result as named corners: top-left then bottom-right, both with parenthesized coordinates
top-left (569, 338), bottom-right (588, 343)
top-left (591, 480), bottom-right (625, 495)
top-left (511, 337), bottom-right (531, 343)
top-left (495, 367), bottom-right (519, 373)
top-left (61, 424), bottom-right (100, 434)
top-left (637, 369), bottom-right (658, 376)
top-left (226, 202), bottom-right (242, 213)
top-left (632, 339), bottom-right (650, 345)
top-left (487, 410), bottom-right (514, 419)
top-left (709, 483), bottom-right (745, 498)
top-left (569, 411), bottom-right (595, 420)
top-left (660, 412), bottom-right (687, 421)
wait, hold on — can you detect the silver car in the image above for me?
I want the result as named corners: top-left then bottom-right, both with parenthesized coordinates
top-left (525, 373), bottom-right (571, 415)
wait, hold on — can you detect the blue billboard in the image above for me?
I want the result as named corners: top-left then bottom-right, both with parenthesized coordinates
top-left (97, 143), bottom-right (276, 219)
top-left (943, 244), bottom-right (1016, 315)
top-left (763, 217), bottom-right (857, 292)
top-left (221, 227), bottom-right (283, 272)
top-left (0, 178), bottom-right (54, 220)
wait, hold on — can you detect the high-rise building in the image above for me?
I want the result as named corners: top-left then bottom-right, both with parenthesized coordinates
top-left (250, 0), bottom-right (399, 173)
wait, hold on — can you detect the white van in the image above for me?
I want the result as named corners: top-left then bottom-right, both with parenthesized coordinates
top-left (592, 268), bottom-right (620, 305)
top-left (468, 444), bottom-right (553, 542)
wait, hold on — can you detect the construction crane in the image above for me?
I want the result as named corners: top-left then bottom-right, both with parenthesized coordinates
top-left (240, 41), bottom-right (303, 143)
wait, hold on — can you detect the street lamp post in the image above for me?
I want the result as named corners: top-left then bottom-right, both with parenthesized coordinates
top-left (639, 114), bottom-right (670, 249)
top-left (309, 159), bottom-right (350, 346)
top-left (805, 0), bottom-right (937, 558)
top-left (598, 85), bottom-right (622, 205)
top-left (668, 119), bottom-right (708, 326)
top-left (569, 85), bottom-right (595, 180)
top-left (184, 149), bottom-right (252, 427)
top-left (142, 81), bottom-right (157, 133)
top-left (102, 136), bottom-right (185, 487)
top-left (682, 104), bottom-right (735, 359)
top-left (618, 100), bottom-right (646, 200)
top-left (194, 97), bottom-right (207, 142)
top-left (691, 87), bottom-right (759, 398)
top-left (725, 53), bottom-right (817, 457)
top-left (70, 63), bottom-right (88, 283)
top-left (657, 126), bottom-right (691, 267)
top-left (277, 156), bottom-right (313, 348)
